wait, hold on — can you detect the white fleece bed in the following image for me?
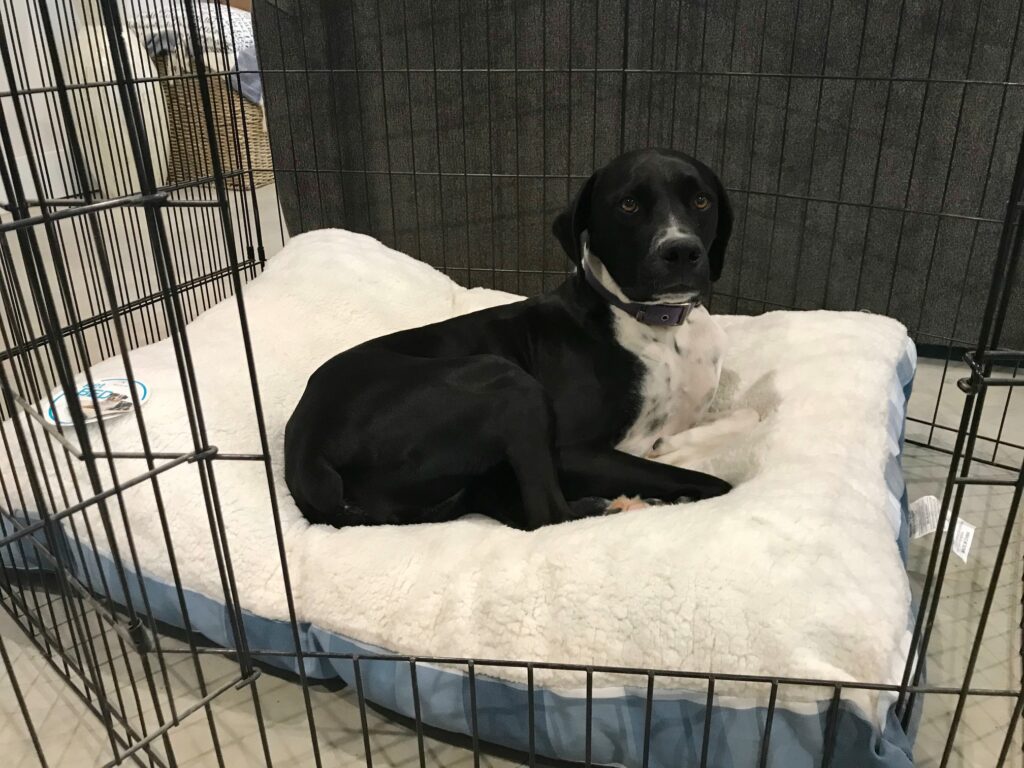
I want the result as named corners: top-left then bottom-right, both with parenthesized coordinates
top-left (0, 229), bottom-right (917, 768)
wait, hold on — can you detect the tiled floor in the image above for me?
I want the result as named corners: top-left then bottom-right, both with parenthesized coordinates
top-left (903, 358), bottom-right (1023, 768)
top-left (0, 608), bottom-right (525, 768)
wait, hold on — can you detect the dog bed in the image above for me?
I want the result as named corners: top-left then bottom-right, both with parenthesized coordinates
top-left (0, 230), bottom-right (917, 767)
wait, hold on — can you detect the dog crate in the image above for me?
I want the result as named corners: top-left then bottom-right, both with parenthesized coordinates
top-left (0, 0), bottom-right (1022, 766)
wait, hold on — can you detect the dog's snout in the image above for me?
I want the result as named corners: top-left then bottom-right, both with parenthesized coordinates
top-left (660, 242), bottom-right (703, 264)
top-left (651, 226), bottom-right (704, 267)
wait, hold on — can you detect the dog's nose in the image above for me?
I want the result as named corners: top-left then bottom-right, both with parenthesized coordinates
top-left (660, 243), bottom-right (702, 264)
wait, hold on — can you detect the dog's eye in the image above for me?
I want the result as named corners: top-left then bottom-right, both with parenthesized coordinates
top-left (692, 193), bottom-right (711, 211)
top-left (692, 193), bottom-right (711, 210)
top-left (619, 197), bottom-right (639, 214)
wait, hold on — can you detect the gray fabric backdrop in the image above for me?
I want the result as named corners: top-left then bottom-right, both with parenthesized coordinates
top-left (252, 0), bottom-right (1024, 349)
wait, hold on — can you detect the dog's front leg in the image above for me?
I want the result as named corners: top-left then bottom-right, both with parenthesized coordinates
top-left (647, 408), bottom-right (761, 462)
top-left (556, 445), bottom-right (731, 504)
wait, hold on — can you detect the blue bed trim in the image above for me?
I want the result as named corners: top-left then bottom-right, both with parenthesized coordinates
top-left (1, 340), bottom-right (919, 768)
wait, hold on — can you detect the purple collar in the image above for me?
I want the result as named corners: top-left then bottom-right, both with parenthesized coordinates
top-left (581, 258), bottom-right (700, 327)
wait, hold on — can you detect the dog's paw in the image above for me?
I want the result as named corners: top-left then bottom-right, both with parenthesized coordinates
top-left (567, 496), bottom-right (610, 520)
top-left (605, 495), bottom-right (649, 514)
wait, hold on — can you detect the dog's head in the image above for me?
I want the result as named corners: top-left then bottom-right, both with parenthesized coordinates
top-left (553, 148), bottom-right (732, 301)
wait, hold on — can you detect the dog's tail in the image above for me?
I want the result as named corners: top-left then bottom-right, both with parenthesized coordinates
top-left (288, 456), bottom-right (353, 527)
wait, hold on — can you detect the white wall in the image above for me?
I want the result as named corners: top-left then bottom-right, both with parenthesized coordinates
top-left (0, 0), bottom-right (171, 209)
top-left (0, 0), bottom-right (76, 207)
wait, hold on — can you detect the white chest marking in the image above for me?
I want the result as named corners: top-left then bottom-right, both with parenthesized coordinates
top-left (614, 305), bottom-right (726, 458)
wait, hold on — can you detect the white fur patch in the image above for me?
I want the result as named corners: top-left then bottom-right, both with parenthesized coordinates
top-left (581, 248), bottom-right (726, 456)
top-left (613, 304), bottom-right (726, 456)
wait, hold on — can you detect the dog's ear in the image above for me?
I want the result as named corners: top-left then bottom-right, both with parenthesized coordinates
top-left (553, 172), bottom-right (598, 266)
top-left (708, 177), bottom-right (732, 282)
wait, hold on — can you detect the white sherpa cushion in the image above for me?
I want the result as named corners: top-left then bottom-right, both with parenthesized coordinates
top-left (0, 229), bottom-right (912, 712)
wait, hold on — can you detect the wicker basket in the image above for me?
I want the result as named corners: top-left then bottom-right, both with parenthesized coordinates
top-left (155, 55), bottom-right (274, 190)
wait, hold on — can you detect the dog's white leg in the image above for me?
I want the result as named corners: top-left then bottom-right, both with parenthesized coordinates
top-left (647, 408), bottom-right (761, 463)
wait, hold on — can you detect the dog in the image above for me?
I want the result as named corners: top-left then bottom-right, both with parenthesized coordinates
top-left (285, 148), bottom-right (734, 530)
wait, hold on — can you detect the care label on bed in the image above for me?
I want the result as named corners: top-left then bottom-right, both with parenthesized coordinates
top-left (908, 495), bottom-right (974, 562)
top-left (44, 378), bottom-right (149, 426)
top-left (949, 519), bottom-right (975, 563)
top-left (908, 495), bottom-right (942, 538)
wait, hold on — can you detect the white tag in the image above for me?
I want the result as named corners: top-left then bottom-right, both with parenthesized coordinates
top-left (908, 495), bottom-right (940, 539)
top-left (908, 495), bottom-right (974, 562)
top-left (949, 519), bottom-right (975, 563)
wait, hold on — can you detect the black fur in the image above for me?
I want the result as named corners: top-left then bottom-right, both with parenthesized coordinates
top-left (285, 148), bottom-right (733, 530)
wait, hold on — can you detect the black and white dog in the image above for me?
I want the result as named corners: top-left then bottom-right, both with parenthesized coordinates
top-left (285, 148), bottom-right (734, 530)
